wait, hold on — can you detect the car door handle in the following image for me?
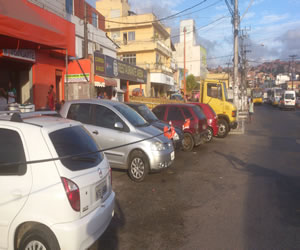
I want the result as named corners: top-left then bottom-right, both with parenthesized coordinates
top-left (92, 130), bottom-right (99, 135)
top-left (11, 190), bottom-right (22, 198)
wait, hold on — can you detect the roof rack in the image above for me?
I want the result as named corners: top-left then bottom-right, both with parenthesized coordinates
top-left (0, 110), bottom-right (60, 123)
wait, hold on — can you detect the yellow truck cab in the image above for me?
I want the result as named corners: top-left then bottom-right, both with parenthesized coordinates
top-left (197, 80), bottom-right (237, 138)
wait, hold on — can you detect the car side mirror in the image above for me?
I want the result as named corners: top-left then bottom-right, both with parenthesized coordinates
top-left (114, 122), bottom-right (124, 129)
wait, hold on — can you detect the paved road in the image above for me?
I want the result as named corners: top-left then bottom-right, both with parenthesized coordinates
top-left (92, 105), bottom-right (300, 250)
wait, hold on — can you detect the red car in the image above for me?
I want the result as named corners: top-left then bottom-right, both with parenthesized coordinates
top-left (152, 104), bottom-right (208, 151)
top-left (190, 103), bottom-right (219, 142)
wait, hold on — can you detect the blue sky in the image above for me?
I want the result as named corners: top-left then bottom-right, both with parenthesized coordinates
top-left (88, 0), bottom-right (300, 67)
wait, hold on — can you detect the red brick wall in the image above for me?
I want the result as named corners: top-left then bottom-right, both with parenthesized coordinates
top-left (74, 0), bottom-right (105, 31)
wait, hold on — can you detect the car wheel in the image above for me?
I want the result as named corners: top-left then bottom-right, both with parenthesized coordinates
top-left (128, 150), bottom-right (149, 182)
top-left (217, 119), bottom-right (229, 138)
top-left (19, 225), bottom-right (60, 250)
top-left (205, 127), bottom-right (214, 143)
top-left (183, 133), bottom-right (194, 151)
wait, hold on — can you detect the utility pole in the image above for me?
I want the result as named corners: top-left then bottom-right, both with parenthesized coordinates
top-left (183, 27), bottom-right (187, 98)
top-left (289, 54), bottom-right (297, 90)
top-left (233, 0), bottom-right (239, 108)
top-left (83, 2), bottom-right (88, 59)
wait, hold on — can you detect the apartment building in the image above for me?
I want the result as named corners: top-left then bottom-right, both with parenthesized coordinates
top-left (96, 0), bottom-right (177, 97)
top-left (173, 19), bottom-right (207, 86)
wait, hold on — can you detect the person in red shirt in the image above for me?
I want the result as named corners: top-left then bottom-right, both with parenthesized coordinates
top-left (47, 85), bottom-right (56, 110)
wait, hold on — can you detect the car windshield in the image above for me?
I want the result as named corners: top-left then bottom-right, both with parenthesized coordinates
top-left (285, 93), bottom-right (294, 99)
top-left (49, 126), bottom-right (103, 171)
top-left (136, 105), bottom-right (158, 122)
top-left (222, 82), bottom-right (228, 101)
top-left (114, 104), bottom-right (149, 127)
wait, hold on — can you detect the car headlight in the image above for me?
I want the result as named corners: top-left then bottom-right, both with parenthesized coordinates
top-left (173, 132), bottom-right (179, 140)
top-left (151, 141), bottom-right (166, 151)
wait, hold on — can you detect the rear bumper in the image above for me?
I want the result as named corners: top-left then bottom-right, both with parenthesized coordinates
top-left (52, 192), bottom-right (115, 250)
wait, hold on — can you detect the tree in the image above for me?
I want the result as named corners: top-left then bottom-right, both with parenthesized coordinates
top-left (186, 74), bottom-right (199, 92)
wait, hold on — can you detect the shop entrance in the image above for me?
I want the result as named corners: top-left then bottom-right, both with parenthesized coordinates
top-left (0, 58), bottom-right (32, 104)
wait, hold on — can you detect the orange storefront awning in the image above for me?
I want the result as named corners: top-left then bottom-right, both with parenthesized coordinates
top-left (95, 75), bottom-right (117, 87)
top-left (0, 0), bottom-right (75, 55)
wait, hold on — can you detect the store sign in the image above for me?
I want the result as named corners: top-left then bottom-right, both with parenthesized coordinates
top-left (94, 52), bottom-right (147, 84)
top-left (65, 73), bottom-right (90, 83)
top-left (94, 52), bottom-right (105, 75)
top-left (1, 49), bottom-right (36, 62)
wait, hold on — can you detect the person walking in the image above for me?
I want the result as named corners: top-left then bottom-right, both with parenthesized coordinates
top-left (111, 88), bottom-right (118, 101)
top-left (47, 85), bottom-right (56, 110)
top-left (0, 88), bottom-right (7, 111)
top-left (248, 98), bottom-right (254, 123)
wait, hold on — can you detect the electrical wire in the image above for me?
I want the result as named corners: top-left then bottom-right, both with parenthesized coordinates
top-left (0, 129), bottom-right (170, 168)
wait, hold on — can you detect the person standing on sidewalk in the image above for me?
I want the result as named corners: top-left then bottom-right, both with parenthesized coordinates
top-left (248, 98), bottom-right (254, 123)
top-left (47, 85), bottom-right (56, 110)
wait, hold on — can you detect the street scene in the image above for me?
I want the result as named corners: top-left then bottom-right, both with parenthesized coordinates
top-left (94, 105), bottom-right (300, 250)
top-left (1, 0), bottom-right (300, 249)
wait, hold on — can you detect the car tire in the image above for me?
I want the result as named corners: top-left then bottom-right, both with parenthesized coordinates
top-left (205, 127), bottom-right (214, 143)
top-left (19, 225), bottom-right (60, 250)
top-left (183, 132), bottom-right (194, 151)
top-left (128, 150), bottom-right (149, 182)
top-left (217, 119), bottom-right (229, 138)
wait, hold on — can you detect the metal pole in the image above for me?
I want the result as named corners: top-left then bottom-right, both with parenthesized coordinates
top-left (233, 0), bottom-right (239, 107)
top-left (289, 54), bottom-right (297, 90)
top-left (84, 2), bottom-right (88, 59)
top-left (65, 49), bottom-right (68, 101)
top-left (183, 27), bottom-right (186, 98)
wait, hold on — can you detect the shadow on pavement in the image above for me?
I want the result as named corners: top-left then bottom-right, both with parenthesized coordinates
top-left (96, 199), bottom-right (125, 250)
top-left (215, 151), bottom-right (300, 248)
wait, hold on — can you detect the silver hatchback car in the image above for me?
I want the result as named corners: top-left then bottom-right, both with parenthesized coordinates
top-left (60, 99), bottom-right (175, 182)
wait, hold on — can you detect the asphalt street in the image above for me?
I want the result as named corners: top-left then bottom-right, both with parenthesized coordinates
top-left (92, 104), bottom-right (300, 250)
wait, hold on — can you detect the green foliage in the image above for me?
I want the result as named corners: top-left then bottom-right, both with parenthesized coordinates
top-left (186, 74), bottom-right (199, 92)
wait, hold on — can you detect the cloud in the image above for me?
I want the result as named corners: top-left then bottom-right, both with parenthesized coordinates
top-left (260, 14), bottom-right (289, 25)
top-left (243, 11), bottom-right (255, 20)
top-left (276, 27), bottom-right (300, 58)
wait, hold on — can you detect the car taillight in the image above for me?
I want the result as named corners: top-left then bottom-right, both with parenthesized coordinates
top-left (232, 110), bottom-right (237, 117)
top-left (61, 177), bottom-right (80, 212)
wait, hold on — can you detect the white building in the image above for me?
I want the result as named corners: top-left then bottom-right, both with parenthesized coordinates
top-left (173, 19), bottom-right (207, 85)
top-left (275, 74), bottom-right (290, 86)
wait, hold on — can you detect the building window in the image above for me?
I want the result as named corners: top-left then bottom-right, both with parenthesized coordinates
top-left (128, 31), bottom-right (135, 41)
top-left (123, 33), bottom-right (127, 45)
top-left (92, 13), bottom-right (98, 28)
top-left (66, 0), bottom-right (73, 14)
top-left (123, 54), bottom-right (136, 65)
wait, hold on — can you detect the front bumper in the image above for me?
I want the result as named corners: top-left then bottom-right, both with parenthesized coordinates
top-left (52, 192), bottom-right (115, 250)
top-left (149, 147), bottom-right (175, 171)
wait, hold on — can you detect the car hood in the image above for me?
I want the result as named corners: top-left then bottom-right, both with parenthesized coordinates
top-left (136, 124), bottom-right (170, 143)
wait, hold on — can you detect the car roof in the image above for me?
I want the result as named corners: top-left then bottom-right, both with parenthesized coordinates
top-left (125, 102), bottom-right (145, 107)
top-left (65, 98), bottom-right (124, 107)
top-left (155, 103), bottom-right (196, 108)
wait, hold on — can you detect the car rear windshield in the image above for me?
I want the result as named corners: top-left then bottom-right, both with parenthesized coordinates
top-left (207, 104), bottom-right (217, 116)
top-left (285, 93), bottom-right (294, 99)
top-left (192, 106), bottom-right (206, 120)
top-left (49, 126), bottom-right (103, 171)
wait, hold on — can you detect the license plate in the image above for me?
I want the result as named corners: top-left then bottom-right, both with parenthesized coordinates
top-left (95, 181), bottom-right (107, 201)
top-left (171, 151), bottom-right (175, 161)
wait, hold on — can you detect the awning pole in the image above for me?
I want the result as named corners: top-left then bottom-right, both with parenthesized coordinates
top-left (125, 80), bottom-right (129, 102)
top-left (65, 49), bottom-right (68, 101)
top-left (140, 83), bottom-right (142, 96)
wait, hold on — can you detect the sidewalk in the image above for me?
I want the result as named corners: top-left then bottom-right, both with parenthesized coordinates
top-left (230, 111), bottom-right (248, 135)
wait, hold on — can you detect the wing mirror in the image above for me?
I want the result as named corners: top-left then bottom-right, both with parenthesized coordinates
top-left (114, 122), bottom-right (124, 129)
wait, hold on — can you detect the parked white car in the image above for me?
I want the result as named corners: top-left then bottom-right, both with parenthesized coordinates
top-left (0, 111), bottom-right (115, 250)
top-left (279, 90), bottom-right (296, 110)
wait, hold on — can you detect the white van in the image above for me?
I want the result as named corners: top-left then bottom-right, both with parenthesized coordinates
top-left (279, 90), bottom-right (296, 110)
